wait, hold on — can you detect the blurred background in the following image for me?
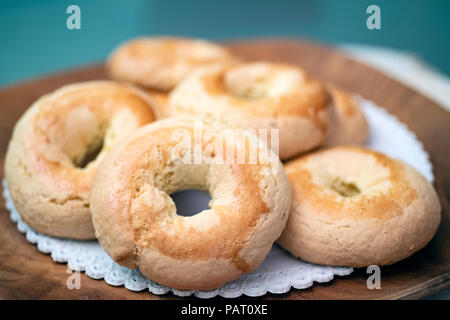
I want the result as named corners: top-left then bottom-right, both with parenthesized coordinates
top-left (1, 0), bottom-right (450, 87)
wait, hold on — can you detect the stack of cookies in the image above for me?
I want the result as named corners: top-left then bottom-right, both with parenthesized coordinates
top-left (4, 37), bottom-right (441, 291)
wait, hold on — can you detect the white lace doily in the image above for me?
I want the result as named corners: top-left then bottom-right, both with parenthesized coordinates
top-left (358, 97), bottom-right (433, 182)
top-left (1, 98), bottom-right (433, 298)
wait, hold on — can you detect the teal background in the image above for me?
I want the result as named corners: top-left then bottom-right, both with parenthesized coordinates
top-left (1, 0), bottom-right (449, 86)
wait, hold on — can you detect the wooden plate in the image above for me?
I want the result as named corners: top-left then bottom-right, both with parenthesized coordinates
top-left (0, 39), bottom-right (448, 300)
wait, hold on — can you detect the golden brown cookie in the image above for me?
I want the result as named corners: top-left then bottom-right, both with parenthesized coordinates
top-left (4, 81), bottom-right (158, 239)
top-left (325, 86), bottom-right (369, 146)
top-left (107, 37), bottom-right (237, 90)
top-left (278, 146), bottom-right (441, 267)
top-left (168, 62), bottom-right (332, 159)
top-left (90, 117), bottom-right (291, 290)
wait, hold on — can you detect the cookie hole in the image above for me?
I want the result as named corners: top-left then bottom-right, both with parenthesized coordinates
top-left (227, 78), bottom-right (268, 100)
top-left (224, 68), bottom-right (269, 100)
top-left (330, 178), bottom-right (361, 197)
top-left (73, 137), bottom-right (104, 168)
top-left (170, 189), bottom-right (211, 217)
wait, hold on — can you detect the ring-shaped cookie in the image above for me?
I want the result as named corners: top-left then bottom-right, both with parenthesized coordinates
top-left (90, 118), bottom-right (291, 290)
top-left (278, 146), bottom-right (441, 267)
top-left (168, 62), bottom-right (331, 159)
top-left (4, 81), bottom-right (158, 239)
top-left (107, 36), bottom-right (237, 90)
